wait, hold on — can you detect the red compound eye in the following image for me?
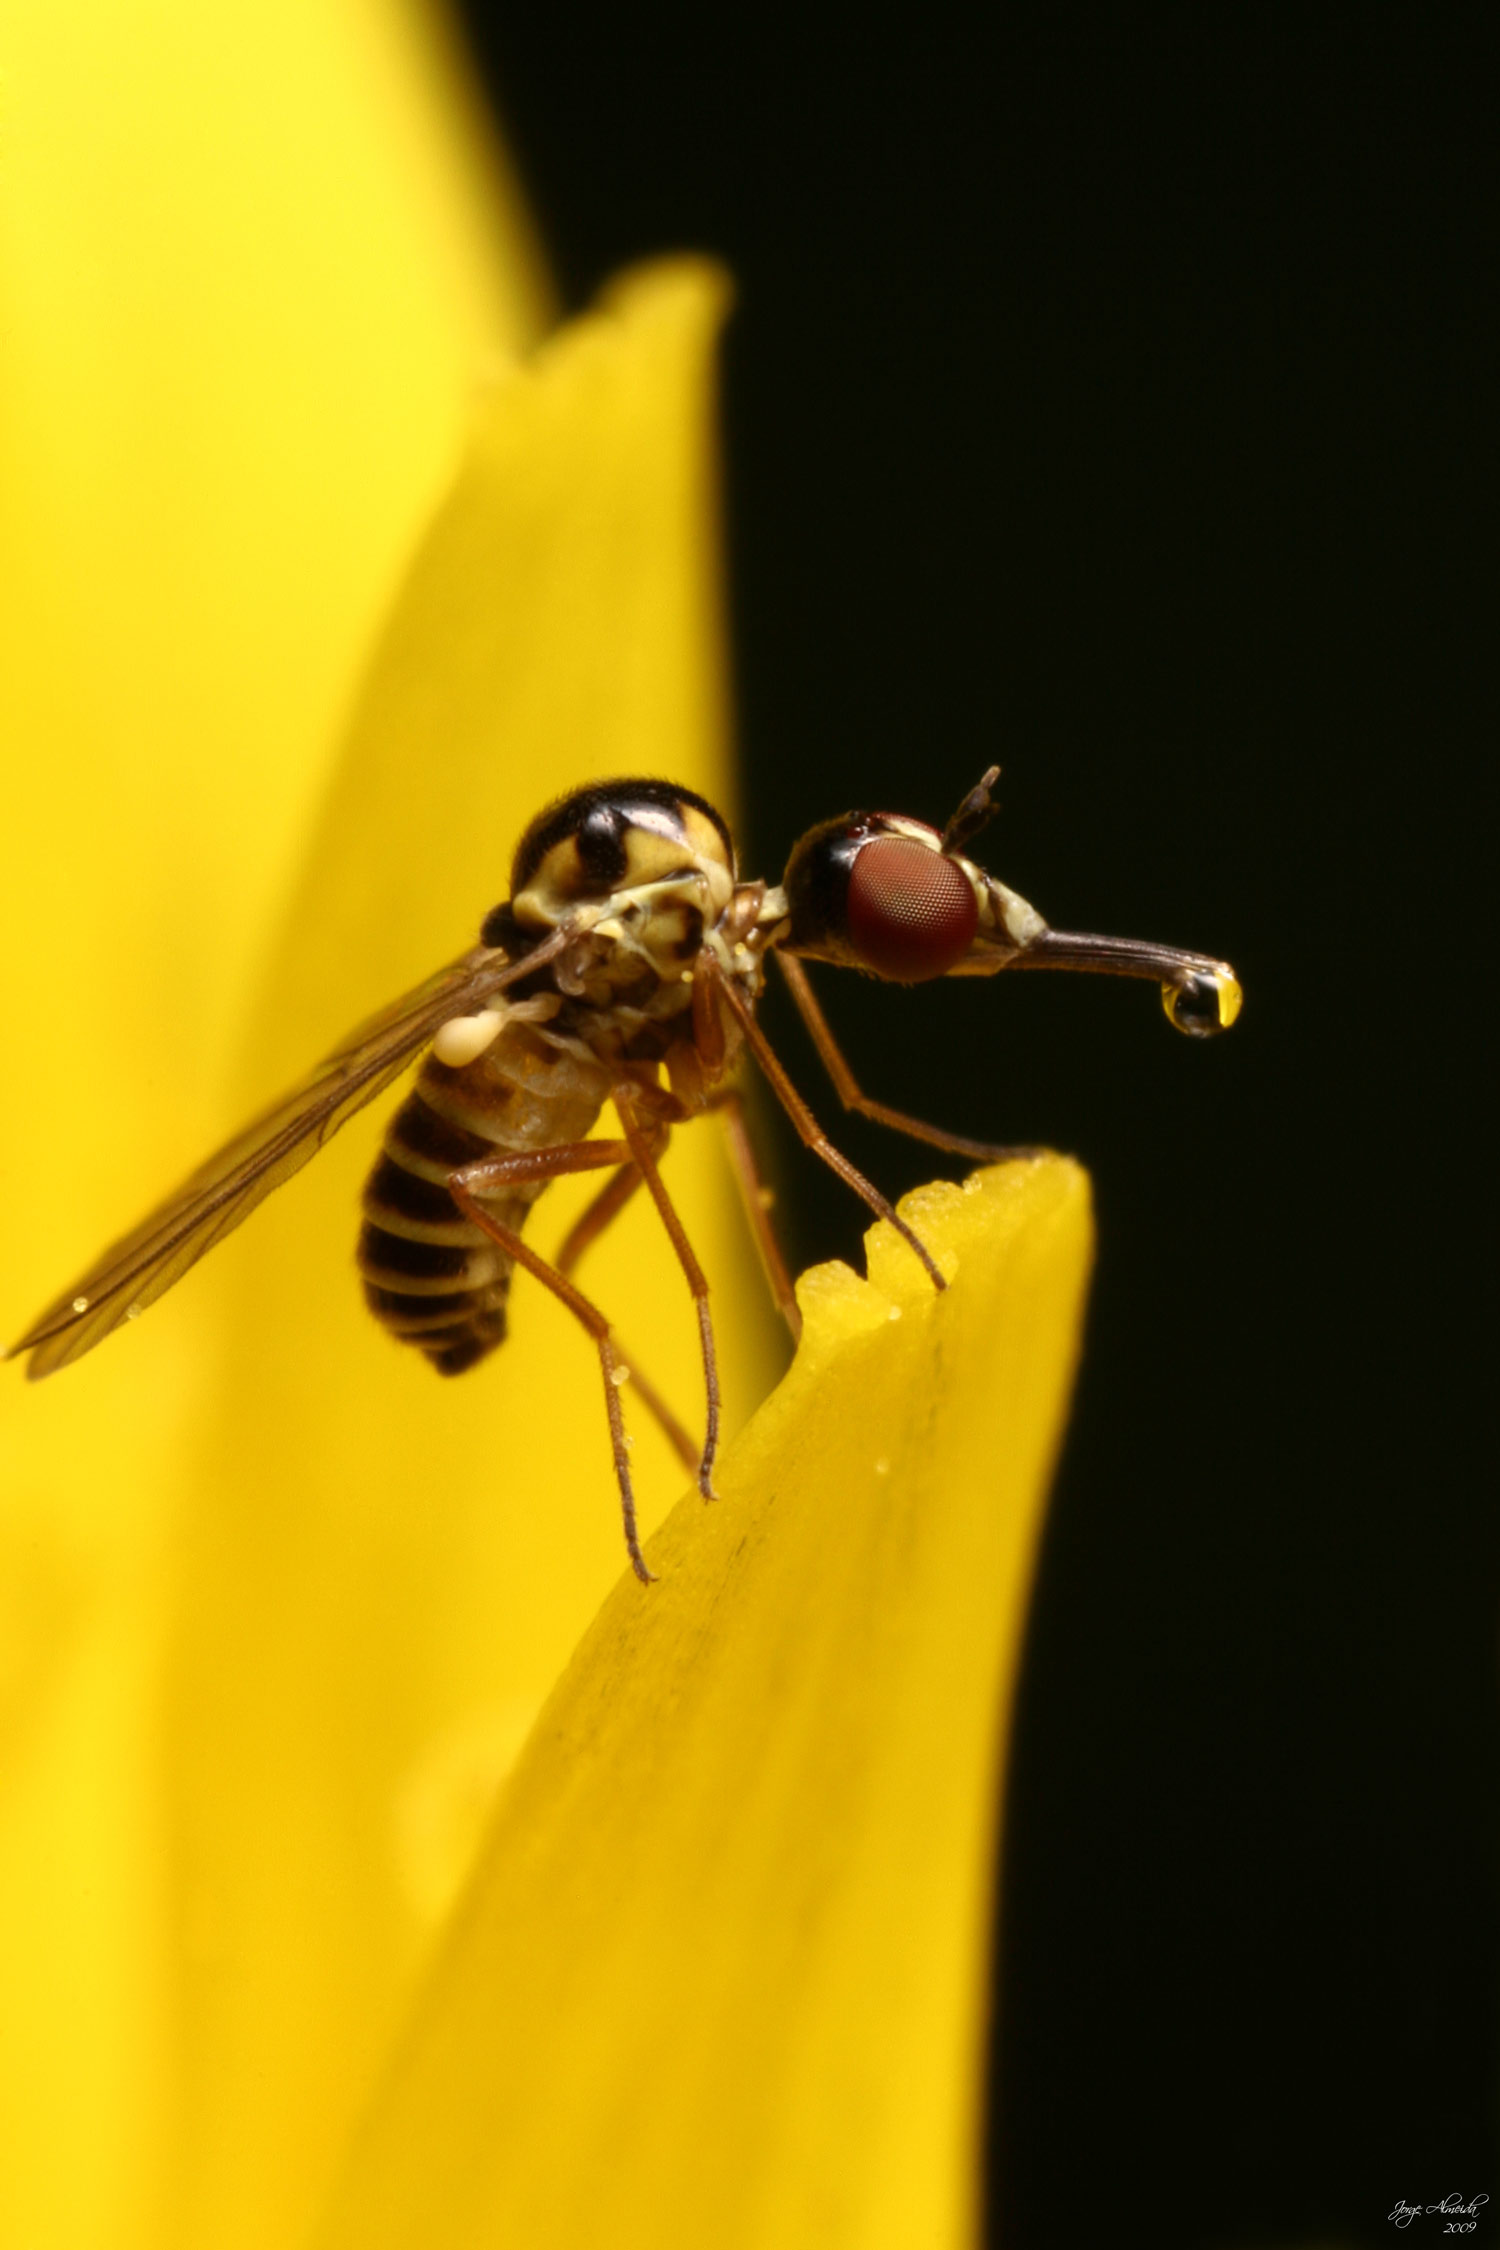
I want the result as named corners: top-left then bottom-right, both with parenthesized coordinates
top-left (845, 836), bottom-right (979, 981)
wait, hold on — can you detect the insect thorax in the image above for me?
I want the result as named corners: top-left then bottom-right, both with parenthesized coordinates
top-left (502, 779), bottom-right (773, 1076)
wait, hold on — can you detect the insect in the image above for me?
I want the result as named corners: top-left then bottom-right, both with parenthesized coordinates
top-left (10, 769), bottom-right (1240, 1582)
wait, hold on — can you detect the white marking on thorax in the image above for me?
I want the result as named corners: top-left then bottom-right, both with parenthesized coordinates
top-left (431, 992), bottom-right (562, 1069)
top-left (432, 1011), bottom-right (506, 1068)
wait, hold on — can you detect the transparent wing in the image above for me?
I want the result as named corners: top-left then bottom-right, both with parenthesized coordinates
top-left (12, 928), bottom-right (570, 1378)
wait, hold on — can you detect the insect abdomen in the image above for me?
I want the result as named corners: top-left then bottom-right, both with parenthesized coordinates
top-left (357, 1027), bottom-right (607, 1377)
top-left (358, 1087), bottom-right (513, 1375)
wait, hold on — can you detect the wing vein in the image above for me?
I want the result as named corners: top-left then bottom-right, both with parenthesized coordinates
top-left (11, 924), bottom-right (574, 1377)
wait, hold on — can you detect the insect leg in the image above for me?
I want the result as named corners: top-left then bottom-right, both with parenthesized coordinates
top-left (554, 1160), bottom-right (645, 1274)
top-left (704, 956), bottom-right (947, 1296)
top-left (707, 1086), bottom-right (802, 1343)
top-left (775, 952), bottom-right (1042, 1164)
top-left (448, 1137), bottom-right (657, 1583)
top-left (612, 1086), bottom-right (722, 1503)
top-left (555, 1161), bottom-right (702, 1477)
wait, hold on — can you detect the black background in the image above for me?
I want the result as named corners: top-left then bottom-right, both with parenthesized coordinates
top-left (451, 8), bottom-right (1490, 2245)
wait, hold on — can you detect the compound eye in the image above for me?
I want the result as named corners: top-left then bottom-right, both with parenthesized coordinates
top-left (845, 837), bottom-right (979, 982)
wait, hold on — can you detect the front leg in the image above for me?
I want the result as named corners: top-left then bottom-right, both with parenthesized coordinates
top-left (776, 951), bottom-right (1042, 1164)
top-left (703, 954), bottom-right (948, 1297)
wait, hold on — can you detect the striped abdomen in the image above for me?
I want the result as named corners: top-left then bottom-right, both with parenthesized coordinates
top-left (357, 1022), bottom-right (609, 1377)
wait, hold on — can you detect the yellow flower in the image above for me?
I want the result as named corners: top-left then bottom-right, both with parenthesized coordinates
top-left (0, 6), bottom-right (1093, 2247)
top-left (2, 4), bottom-right (756, 2242)
top-left (314, 1162), bottom-right (1091, 2250)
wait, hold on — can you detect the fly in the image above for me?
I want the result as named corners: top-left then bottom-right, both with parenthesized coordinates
top-left (10, 769), bottom-right (1241, 1582)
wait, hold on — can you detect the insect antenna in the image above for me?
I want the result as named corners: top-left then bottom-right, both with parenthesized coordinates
top-left (939, 764), bottom-right (1001, 855)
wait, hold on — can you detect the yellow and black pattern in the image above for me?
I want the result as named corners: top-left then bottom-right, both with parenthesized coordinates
top-left (356, 1024), bottom-right (610, 1377)
top-left (509, 779), bottom-right (735, 931)
top-left (358, 1080), bottom-right (512, 1375)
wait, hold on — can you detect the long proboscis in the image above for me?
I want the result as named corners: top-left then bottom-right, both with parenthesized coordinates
top-left (963, 925), bottom-right (1244, 1035)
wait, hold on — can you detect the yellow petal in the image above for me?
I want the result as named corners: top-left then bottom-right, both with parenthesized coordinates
top-left (1, 13), bottom-right (764, 2250)
top-left (1, 1), bottom-right (548, 1179)
top-left (315, 1157), bottom-right (1093, 2250)
top-left (1, 4), bottom-right (543, 2237)
top-left (166, 263), bottom-right (766, 2250)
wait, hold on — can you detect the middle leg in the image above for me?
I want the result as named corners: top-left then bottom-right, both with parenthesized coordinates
top-left (554, 1157), bottom-right (701, 1475)
top-left (448, 1135), bottom-right (656, 1582)
top-left (708, 1086), bottom-right (802, 1343)
top-left (611, 1084), bottom-right (722, 1502)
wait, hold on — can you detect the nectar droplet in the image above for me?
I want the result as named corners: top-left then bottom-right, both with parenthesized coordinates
top-left (1162, 968), bottom-right (1241, 1037)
